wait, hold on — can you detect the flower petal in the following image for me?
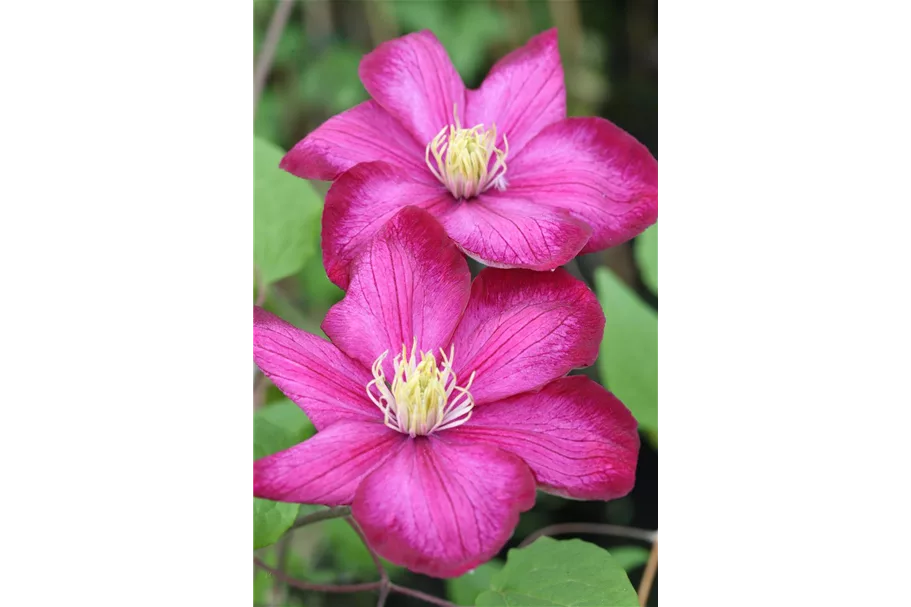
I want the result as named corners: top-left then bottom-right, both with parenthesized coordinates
top-left (280, 100), bottom-right (426, 181)
top-left (507, 117), bottom-right (658, 252)
top-left (449, 377), bottom-right (639, 500)
top-left (450, 268), bottom-right (604, 404)
top-left (466, 28), bottom-right (565, 156)
top-left (437, 191), bottom-right (591, 270)
top-left (254, 307), bottom-right (378, 430)
top-left (352, 438), bottom-right (535, 578)
top-left (322, 162), bottom-right (452, 289)
top-left (359, 30), bottom-right (466, 145)
top-left (323, 206), bottom-right (471, 375)
top-left (254, 421), bottom-right (404, 505)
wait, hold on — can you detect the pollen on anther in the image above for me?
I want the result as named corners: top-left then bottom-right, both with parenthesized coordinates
top-left (424, 104), bottom-right (509, 200)
top-left (366, 339), bottom-right (476, 437)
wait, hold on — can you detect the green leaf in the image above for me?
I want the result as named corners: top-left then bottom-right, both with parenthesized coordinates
top-left (475, 538), bottom-right (639, 607)
top-left (448, 560), bottom-right (504, 606)
top-left (609, 545), bottom-right (650, 572)
top-left (635, 224), bottom-right (658, 293)
top-left (256, 398), bottom-right (316, 443)
top-left (254, 137), bottom-right (323, 284)
top-left (253, 498), bottom-right (298, 550)
top-left (594, 267), bottom-right (658, 447)
top-left (253, 403), bottom-right (314, 549)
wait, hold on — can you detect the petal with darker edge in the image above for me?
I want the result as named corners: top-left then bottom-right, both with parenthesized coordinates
top-left (449, 376), bottom-right (640, 500)
top-left (321, 161), bottom-right (451, 289)
top-left (359, 30), bottom-right (466, 145)
top-left (466, 28), bottom-right (566, 157)
top-left (449, 268), bottom-right (604, 405)
top-left (507, 117), bottom-right (658, 253)
top-left (437, 190), bottom-right (591, 271)
top-left (254, 420), bottom-right (404, 506)
top-left (323, 206), bottom-right (471, 376)
top-left (351, 437), bottom-right (535, 578)
top-left (254, 307), bottom-right (379, 430)
top-left (280, 100), bottom-right (425, 181)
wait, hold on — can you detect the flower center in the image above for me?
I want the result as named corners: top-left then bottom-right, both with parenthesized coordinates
top-left (367, 339), bottom-right (476, 437)
top-left (425, 105), bottom-right (509, 200)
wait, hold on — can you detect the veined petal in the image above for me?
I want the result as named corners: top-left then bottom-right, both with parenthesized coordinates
top-left (352, 438), bottom-right (535, 578)
top-left (254, 421), bottom-right (404, 505)
top-left (281, 100), bottom-right (425, 181)
top-left (507, 117), bottom-right (658, 252)
top-left (323, 206), bottom-right (471, 376)
top-left (322, 162), bottom-right (452, 289)
top-left (449, 377), bottom-right (640, 500)
top-left (254, 307), bottom-right (378, 430)
top-left (450, 268), bottom-right (604, 405)
top-left (359, 30), bottom-right (466, 144)
top-left (466, 28), bottom-right (565, 156)
top-left (438, 191), bottom-right (591, 271)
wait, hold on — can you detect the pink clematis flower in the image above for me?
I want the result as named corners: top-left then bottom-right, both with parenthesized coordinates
top-left (281, 29), bottom-right (658, 288)
top-left (253, 207), bottom-right (639, 578)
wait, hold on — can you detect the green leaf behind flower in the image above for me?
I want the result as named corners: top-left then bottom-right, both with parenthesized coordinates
top-left (636, 224), bottom-right (658, 293)
top-left (253, 400), bottom-right (314, 549)
top-left (475, 537), bottom-right (639, 606)
top-left (594, 267), bottom-right (658, 447)
top-left (254, 137), bottom-right (323, 284)
top-left (448, 560), bottom-right (504, 606)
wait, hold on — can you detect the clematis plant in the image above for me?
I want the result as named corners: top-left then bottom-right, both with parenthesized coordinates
top-left (281, 28), bottom-right (658, 289)
top-left (253, 207), bottom-right (639, 578)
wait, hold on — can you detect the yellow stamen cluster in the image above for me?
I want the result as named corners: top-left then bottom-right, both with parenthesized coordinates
top-left (425, 105), bottom-right (509, 199)
top-left (367, 339), bottom-right (475, 437)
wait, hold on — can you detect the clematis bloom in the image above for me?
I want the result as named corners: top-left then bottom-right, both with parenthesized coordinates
top-left (281, 29), bottom-right (658, 288)
top-left (253, 207), bottom-right (639, 577)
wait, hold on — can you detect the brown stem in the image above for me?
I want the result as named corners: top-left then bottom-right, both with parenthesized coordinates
top-left (345, 517), bottom-right (391, 607)
top-left (390, 584), bottom-right (460, 607)
top-left (254, 0), bottom-right (295, 114)
top-left (519, 522), bottom-right (657, 548)
top-left (258, 506), bottom-right (456, 606)
top-left (288, 505), bottom-right (351, 531)
top-left (255, 557), bottom-right (382, 593)
top-left (272, 536), bottom-right (291, 607)
top-left (637, 537), bottom-right (658, 606)
top-left (254, 557), bottom-right (458, 607)
top-left (254, 266), bottom-right (268, 307)
top-left (253, 371), bottom-right (270, 411)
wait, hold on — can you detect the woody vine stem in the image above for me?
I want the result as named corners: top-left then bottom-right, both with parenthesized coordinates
top-left (255, 506), bottom-right (658, 607)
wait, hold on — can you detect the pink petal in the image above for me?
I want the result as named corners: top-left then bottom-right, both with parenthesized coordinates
top-left (352, 438), bottom-right (535, 578)
top-left (254, 421), bottom-right (404, 505)
top-left (450, 268), bottom-right (604, 405)
top-left (280, 100), bottom-right (426, 181)
top-left (437, 191), bottom-right (591, 270)
top-left (359, 31), bottom-right (466, 145)
top-left (322, 206), bottom-right (471, 375)
top-left (322, 161), bottom-right (452, 289)
top-left (507, 117), bottom-right (658, 252)
top-left (254, 307), bottom-right (379, 430)
top-left (466, 28), bottom-right (565, 157)
top-left (449, 377), bottom-right (639, 500)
